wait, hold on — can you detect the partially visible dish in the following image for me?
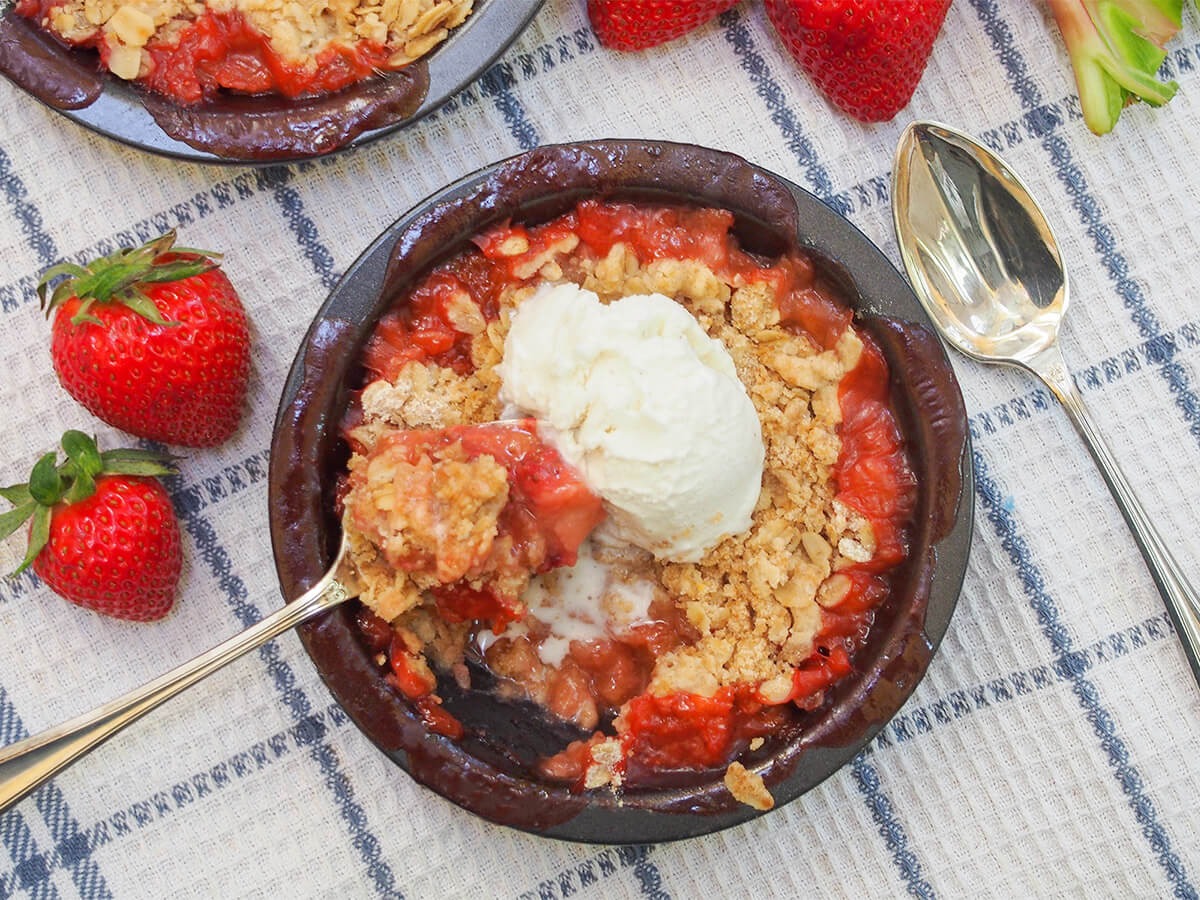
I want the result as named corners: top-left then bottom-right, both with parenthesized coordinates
top-left (269, 140), bottom-right (973, 842)
top-left (0, 0), bottom-right (543, 162)
top-left (16, 0), bottom-right (472, 101)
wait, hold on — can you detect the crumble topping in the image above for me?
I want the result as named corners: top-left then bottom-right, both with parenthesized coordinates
top-left (584, 738), bottom-right (624, 790)
top-left (341, 210), bottom-right (899, 810)
top-left (351, 361), bottom-right (498, 452)
top-left (724, 762), bottom-right (774, 811)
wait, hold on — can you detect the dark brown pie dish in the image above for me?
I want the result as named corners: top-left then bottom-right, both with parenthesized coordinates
top-left (268, 139), bottom-right (974, 842)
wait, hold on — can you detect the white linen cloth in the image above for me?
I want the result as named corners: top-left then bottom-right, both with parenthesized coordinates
top-left (1, 1), bottom-right (1198, 897)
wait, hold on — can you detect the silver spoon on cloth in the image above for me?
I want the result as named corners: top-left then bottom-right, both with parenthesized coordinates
top-left (0, 528), bottom-right (352, 815)
top-left (892, 120), bottom-right (1200, 687)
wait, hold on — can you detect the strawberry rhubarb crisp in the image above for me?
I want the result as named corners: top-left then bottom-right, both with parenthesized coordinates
top-left (15, 0), bottom-right (472, 101)
top-left (337, 200), bottom-right (917, 811)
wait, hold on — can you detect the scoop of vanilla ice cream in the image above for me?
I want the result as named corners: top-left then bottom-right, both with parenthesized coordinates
top-left (496, 282), bottom-right (764, 562)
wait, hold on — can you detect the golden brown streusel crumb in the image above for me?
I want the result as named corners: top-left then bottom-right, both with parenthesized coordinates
top-left (584, 738), bottom-right (625, 790)
top-left (724, 762), bottom-right (774, 811)
top-left (339, 524), bottom-right (423, 622)
top-left (400, 606), bottom-right (472, 671)
top-left (350, 361), bottom-right (497, 451)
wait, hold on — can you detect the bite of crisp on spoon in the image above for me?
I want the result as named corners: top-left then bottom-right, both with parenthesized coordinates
top-left (892, 120), bottom-right (1200, 687)
top-left (0, 419), bottom-right (539, 815)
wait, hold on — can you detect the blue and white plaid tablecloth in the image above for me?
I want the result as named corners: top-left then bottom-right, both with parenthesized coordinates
top-left (1, 1), bottom-right (1199, 896)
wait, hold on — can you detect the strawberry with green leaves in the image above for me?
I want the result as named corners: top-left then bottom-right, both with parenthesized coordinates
top-left (588, 0), bottom-right (742, 50)
top-left (41, 230), bottom-right (250, 448)
top-left (765, 0), bottom-right (953, 122)
top-left (1, 432), bottom-right (182, 622)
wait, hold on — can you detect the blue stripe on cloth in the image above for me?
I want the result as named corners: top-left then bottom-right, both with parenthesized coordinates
top-left (161, 470), bottom-right (403, 900)
top-left (717, 11), bottom-right (933, 889)
top-left (0, 700), bottom-right (355, 894)
top-left (0, 687), bottom-right (112, 900)
top-left (630, 846), bottom-right (669, 900)
top-left (968, 5), bottom-right (1198, 888)
top-left (719, 9), bottom-right (845, 214)
top-left (479, 61), bottom-right (541, 150)
top-left (723, 5), bottom-right (1196, 891)
top-left (260, 167), bottom-right (340, 291)
top-left (851, 756), bottom-right (936, 900)
top-left (0, 586), bottom-right (1183, 899)
top-left (30, 786), bottom-right (112, 900)
top-left (968, 0), bottom-right (1200, 448)
top-left (0, 144), bottom-right (58, 267)
top-left (873, 611), bottom-right (1177, 749)
top-left (973, 449), bottom-right (1197, 899)
top-left (0, 138), bottom-right (115, 900)
top-left (0, 807), bottom-right (58, 900)
top-left (0, 170), bottom-right (274, 316)
top-left (515, 846), bottom-right (666, 900)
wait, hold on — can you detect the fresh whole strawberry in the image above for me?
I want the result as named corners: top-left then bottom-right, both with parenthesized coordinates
top-left (765, 0), bottom-right (953, 122)
top-left (588, 0), bottom-right (742, 51)
top-left (0, 432), bottom-right (182, 622)
top-left (40, 231), bottom-right (250, 447)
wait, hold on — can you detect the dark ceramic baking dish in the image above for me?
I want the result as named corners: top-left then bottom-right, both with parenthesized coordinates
top-left (0, 0), bottom-right (543, 164)
top-left (268, 139), bottom-right (974, 843)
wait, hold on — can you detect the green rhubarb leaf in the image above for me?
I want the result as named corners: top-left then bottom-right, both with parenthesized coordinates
top-left (1095, 4), bottom-right (1175, 105)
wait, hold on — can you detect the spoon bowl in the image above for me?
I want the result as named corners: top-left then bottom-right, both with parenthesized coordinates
top-left (892, 120), bottom-right (1200, 687)
top-left (892, 121), bottom-right (1068, 367)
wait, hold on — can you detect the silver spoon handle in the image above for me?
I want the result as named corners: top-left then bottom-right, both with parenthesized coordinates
top-left (1029, 346), bottom-right (1200, 686)
top-left (0, 574), bottom-right (348, 815)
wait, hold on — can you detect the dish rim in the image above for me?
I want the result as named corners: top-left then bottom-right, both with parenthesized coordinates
top-left (268, 138), bottom-right (976, 843)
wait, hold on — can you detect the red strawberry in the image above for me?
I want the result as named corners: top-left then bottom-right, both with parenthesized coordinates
top-left (765, 0), bottom-right (953, 122)
top-left (39, 231), bottom-right (250, 448)
top-left (1, 431), bottom-right (182, 622)
top-left (588, 0), bottom-right (742, 51)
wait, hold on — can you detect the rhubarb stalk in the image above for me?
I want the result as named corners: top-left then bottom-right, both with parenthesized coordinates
top-left (1046, 0), bottom-right (1184, 134)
